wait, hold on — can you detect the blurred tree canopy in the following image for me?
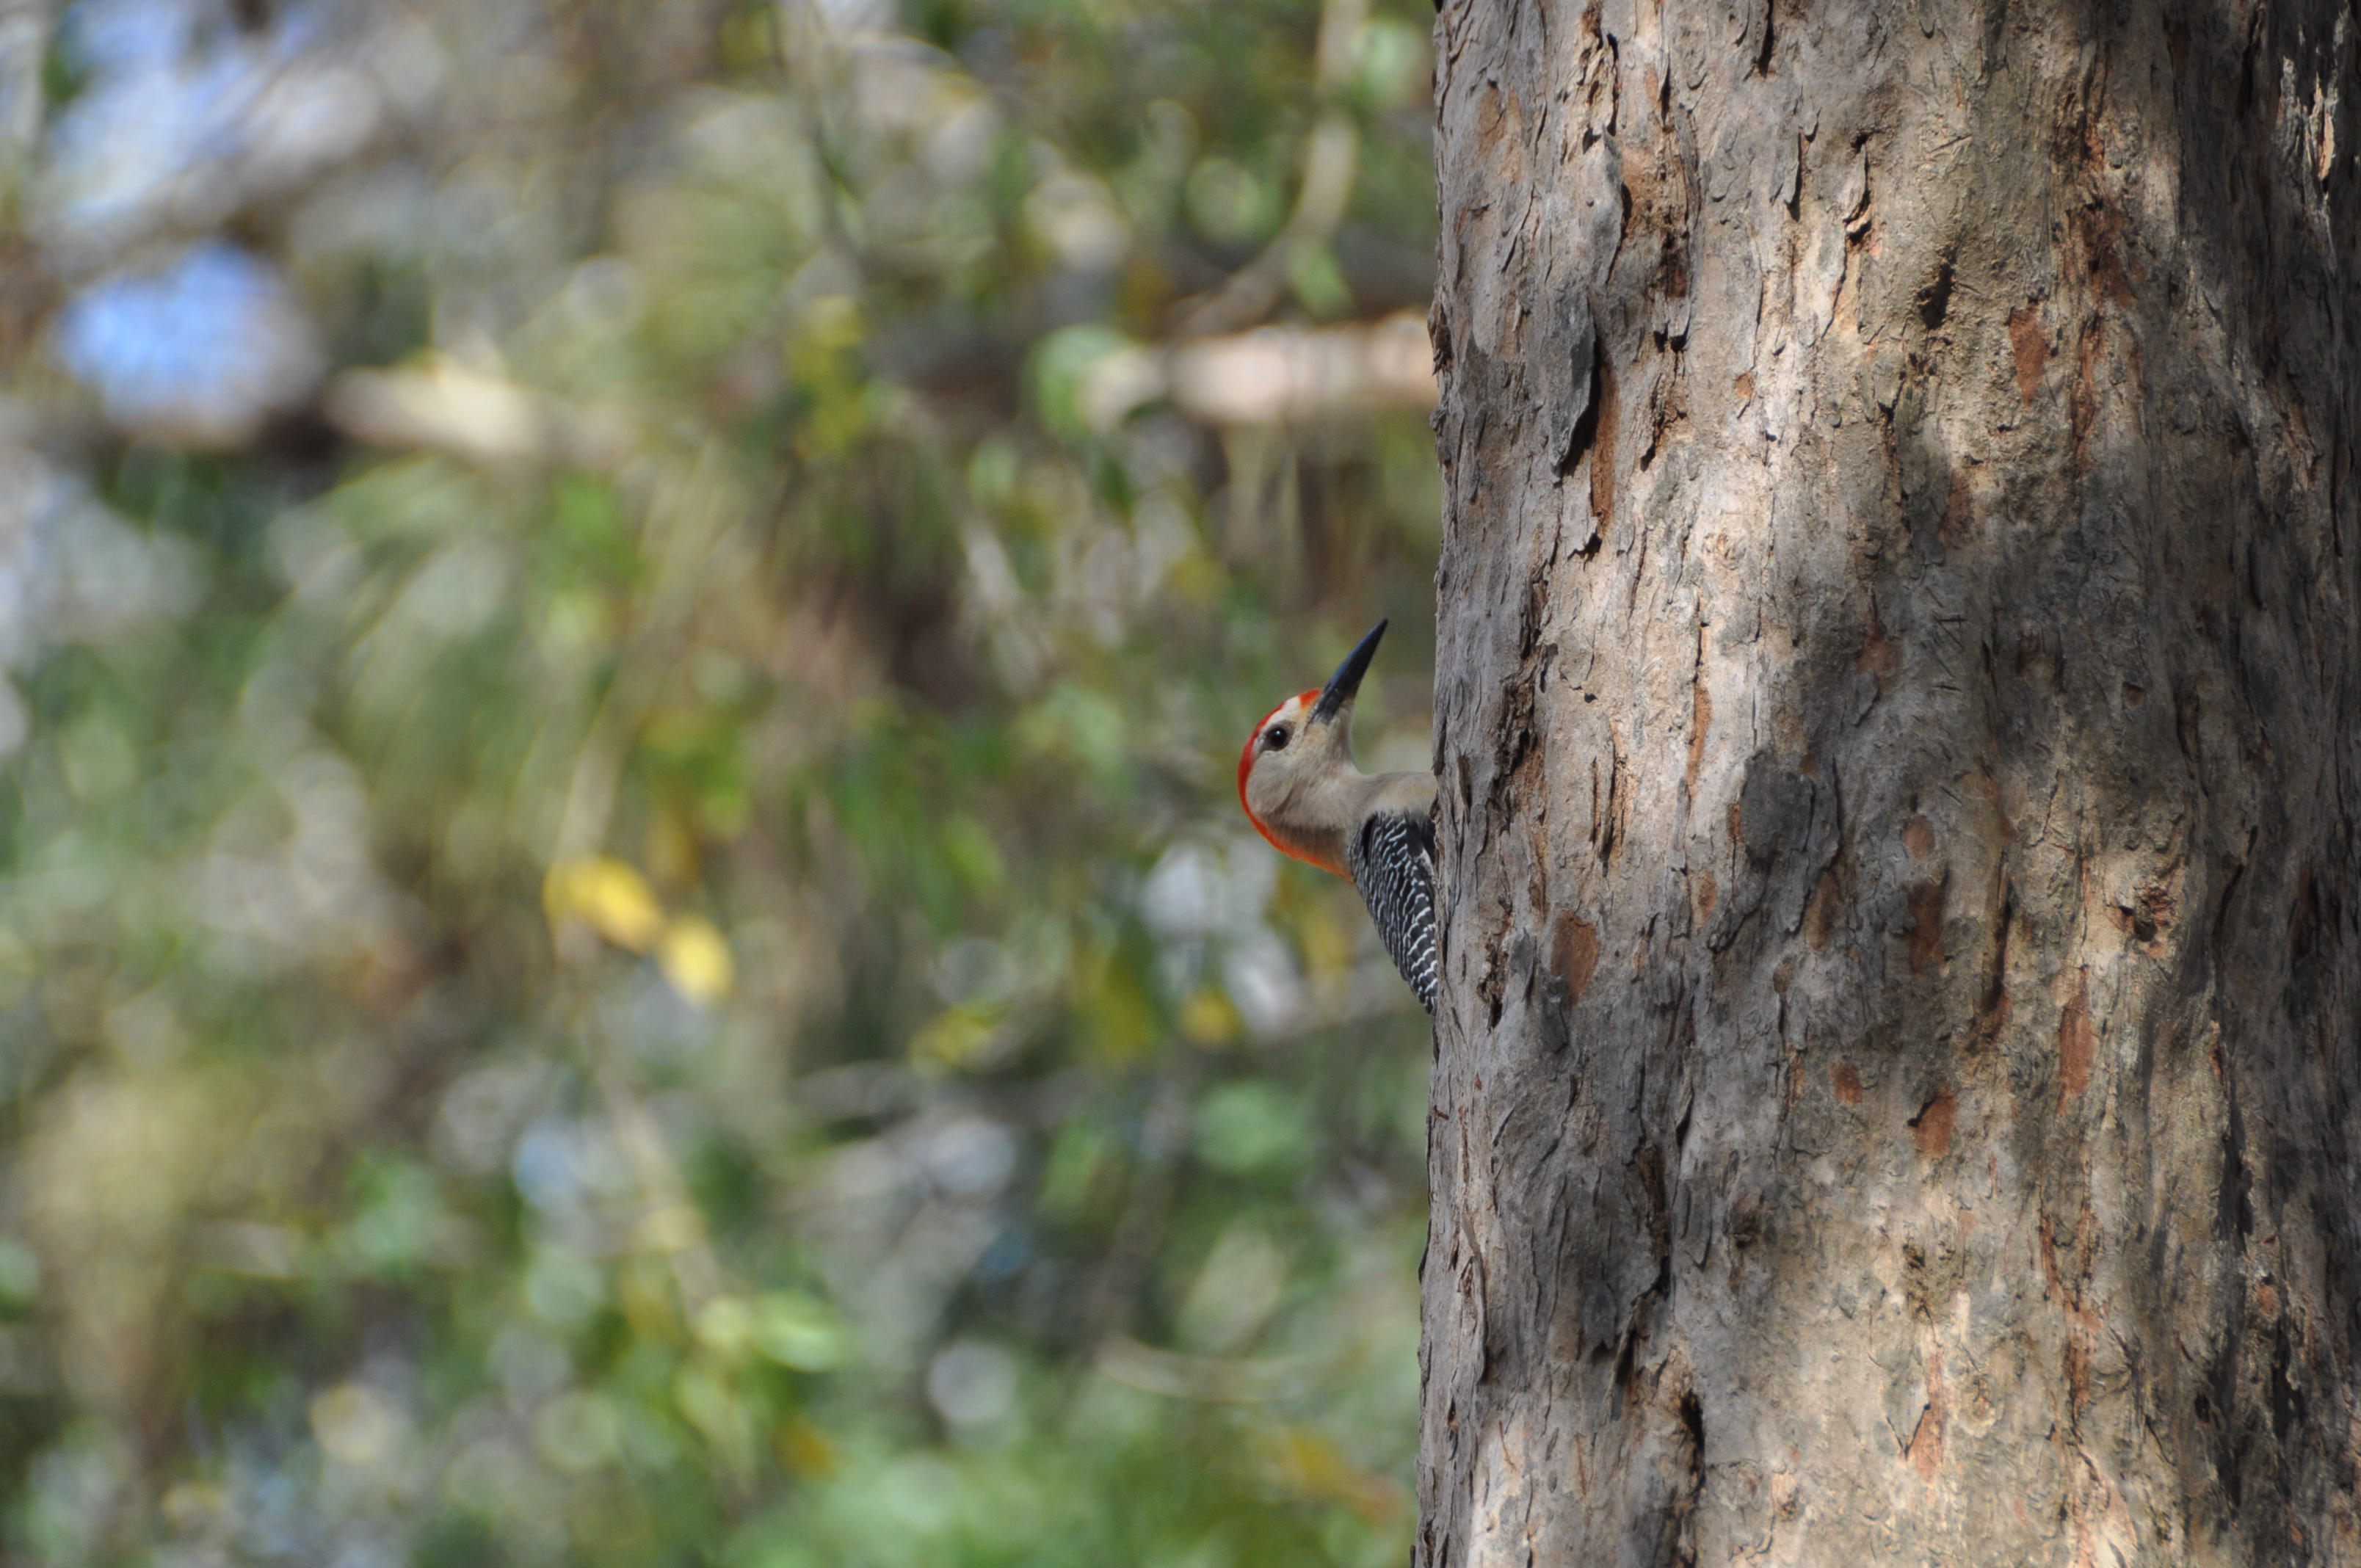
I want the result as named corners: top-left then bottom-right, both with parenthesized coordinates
top-left (0, 0), bottom-right (1440, 1563)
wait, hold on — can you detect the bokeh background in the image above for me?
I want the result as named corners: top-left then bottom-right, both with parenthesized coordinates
top-left (0, 0), bottom-right (1443, 1562)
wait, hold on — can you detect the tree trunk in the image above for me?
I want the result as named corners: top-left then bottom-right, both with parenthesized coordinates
top-left (1421, 3), bottom-right (2361, 1563)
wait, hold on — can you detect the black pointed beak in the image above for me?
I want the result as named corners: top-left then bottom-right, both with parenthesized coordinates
top-left (1311, 620), bottom-right (1387, 724)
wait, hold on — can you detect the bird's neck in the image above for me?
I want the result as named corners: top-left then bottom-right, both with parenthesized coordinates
top-left (1260, 767), bottom-right (1396, 879)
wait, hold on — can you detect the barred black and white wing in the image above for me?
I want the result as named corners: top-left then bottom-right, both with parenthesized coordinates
top-left (1348, 808), bottom-right (1437, 1014)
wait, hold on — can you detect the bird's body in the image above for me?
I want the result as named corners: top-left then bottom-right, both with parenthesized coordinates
top-left (1237, 622), bottom-right (1438, 1013)
top-left (1345, 802), bottom-right (1437, 1012)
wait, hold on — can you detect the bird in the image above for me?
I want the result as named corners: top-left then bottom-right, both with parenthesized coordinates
top-left (1237, 620), bottom-right (1437, 1013)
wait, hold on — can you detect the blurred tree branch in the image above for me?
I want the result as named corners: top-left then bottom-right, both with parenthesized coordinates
top-left (1172, 0), bottom-right (1368, 336)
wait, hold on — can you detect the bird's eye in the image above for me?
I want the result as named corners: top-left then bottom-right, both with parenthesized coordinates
top-left (1263, 725), bottom-right (1291, 752)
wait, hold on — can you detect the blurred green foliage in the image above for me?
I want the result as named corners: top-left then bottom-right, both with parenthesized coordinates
top-left (0, 0), bottom-right (1440, 1563)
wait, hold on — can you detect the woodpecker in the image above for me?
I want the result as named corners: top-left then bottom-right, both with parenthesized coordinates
top-left (1238, 620), bottom-right (1437, 1013)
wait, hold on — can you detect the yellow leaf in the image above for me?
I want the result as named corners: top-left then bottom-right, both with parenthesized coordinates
top-left (629, 1202), bottom-right (707, 1255)
top-left (1073, 945), bottom-right (1154, 1062)
top-left (545, 857), bottom-right (666, 953)
top-left (1292, 899), bottom-right (1356, 981)
top-left (693, 1295), bottom-right (755, 1360)
top-left (616, 1255), bottom-right (681, 1343)
top-left (777, 1417), bottom-right (839, 1476)
top-left (645, 805), bottom-right (701, 888)
top-left (910, 1001), bottom-right (1003, 1070)
top-left (311, 1382), bottom-right (402, 1470)
top-left (1263, 1423), bottom-right (1402, 1520)
top-left (161, 1483), bottom-right (230, 1536)
top-left (792, 293), bottom-right (865, 354)
top-left (659, 915), bottom-right (734, 1006)
top-left (1179, 986), bottom-right (1241, 1046)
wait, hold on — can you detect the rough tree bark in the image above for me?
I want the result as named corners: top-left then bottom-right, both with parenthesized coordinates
top-left (1421, 2), bottom-right (2361, 1562)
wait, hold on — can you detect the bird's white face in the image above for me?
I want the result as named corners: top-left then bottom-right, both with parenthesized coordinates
top-left (1238, 688), bottom-right (1353, 875)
